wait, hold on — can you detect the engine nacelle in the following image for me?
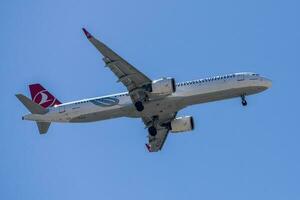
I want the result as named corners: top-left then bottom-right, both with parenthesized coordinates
top-left (151, 77), bottom-right (176, 96)
top-left (170, 116), bottom-right (194, 133)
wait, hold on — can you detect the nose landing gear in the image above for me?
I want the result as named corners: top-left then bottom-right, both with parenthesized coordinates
top-left (241, 94), bottom-right (247, 106)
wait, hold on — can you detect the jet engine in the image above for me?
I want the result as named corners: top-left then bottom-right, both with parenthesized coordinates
top-left (151, 77), bottom-right (176, 96)
top-left (170, 116), bottom-right (194, 133)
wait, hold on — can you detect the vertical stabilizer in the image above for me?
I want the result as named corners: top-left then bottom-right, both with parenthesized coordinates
top-left (29, 84), bottom-right (61, 108)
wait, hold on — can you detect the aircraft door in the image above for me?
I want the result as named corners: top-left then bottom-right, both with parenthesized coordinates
top-left (237, 74), bottom-right (245, 81)
top-left (59, 106), bottom-right (65, 113)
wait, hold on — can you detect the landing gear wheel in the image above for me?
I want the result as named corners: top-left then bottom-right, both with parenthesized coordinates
top-left (134, 101), bottom-right (144, 112)
top-left (148, 126), bottom-right (157, 136)
top-left (241, 94), bottom-right (247, 106)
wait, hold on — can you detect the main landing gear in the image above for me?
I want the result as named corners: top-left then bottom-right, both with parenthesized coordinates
top-left (241, 94), bottom-right (247, 106)
top-left (148, 126), bottom-right (157, 136)
top-left (134, 101), bottom-right (144, 112)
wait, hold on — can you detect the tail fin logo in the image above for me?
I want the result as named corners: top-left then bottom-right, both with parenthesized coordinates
top-left (33, 90), bottom-right (56, 107)
top-left (29, 84), bottom-right (61, 108)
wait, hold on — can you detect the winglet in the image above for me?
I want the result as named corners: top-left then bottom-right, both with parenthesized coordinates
top-left (145, 144), bottom-right (153, 152)
top-left (82, 28), bottom-right (92, 39)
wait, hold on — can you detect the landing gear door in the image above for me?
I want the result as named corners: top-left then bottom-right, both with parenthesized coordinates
top-left (237, 74), bottom-right (245, 81)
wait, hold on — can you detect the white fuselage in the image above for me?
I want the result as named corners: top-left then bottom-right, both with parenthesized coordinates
top-left (23, 72), bottom-right (272, 123)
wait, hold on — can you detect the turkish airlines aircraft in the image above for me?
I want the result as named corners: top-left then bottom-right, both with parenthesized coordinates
top-left (16, 28), bottom-right (272, 152)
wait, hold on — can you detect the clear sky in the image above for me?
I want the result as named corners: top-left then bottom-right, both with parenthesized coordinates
top-left (1, 0), bottom-right (299, 199)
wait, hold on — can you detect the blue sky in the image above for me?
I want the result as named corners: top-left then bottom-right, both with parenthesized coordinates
top-left (1, 0), bottom-right (299, 199)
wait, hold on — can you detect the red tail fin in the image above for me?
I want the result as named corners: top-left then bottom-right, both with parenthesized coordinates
top-left (29, 84), bottom-right (61, 108)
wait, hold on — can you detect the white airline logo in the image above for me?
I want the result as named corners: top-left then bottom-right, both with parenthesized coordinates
top-left (33, 90), bottom-right (56, 107)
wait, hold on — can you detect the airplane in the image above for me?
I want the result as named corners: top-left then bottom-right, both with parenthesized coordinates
top-left (16, 28), bottom-right (272, 152)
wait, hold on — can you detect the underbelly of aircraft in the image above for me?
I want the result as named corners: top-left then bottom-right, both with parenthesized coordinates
top-left (69, 106), bottom-right (134, 122)
top-left (67, 85), bottom-right (267, 123)
top-left (181, 85), bottom-right (268, 106)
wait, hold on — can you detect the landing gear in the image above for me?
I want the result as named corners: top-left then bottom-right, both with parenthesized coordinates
top-left (148, 126), bottom-right (157, 136)
top-left (241, 94), bottom-right (247, 106)
top-left (134, 101), bottom-right (144, 112)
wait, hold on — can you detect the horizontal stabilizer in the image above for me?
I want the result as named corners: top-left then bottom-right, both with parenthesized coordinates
top-left (16, 94), bottom-right (47, 114)
top-left (36, 122), bottom-right (51, 134)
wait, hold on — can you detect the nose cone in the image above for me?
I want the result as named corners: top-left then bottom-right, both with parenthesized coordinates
top-left (263, 77), bottom-right (272, 89)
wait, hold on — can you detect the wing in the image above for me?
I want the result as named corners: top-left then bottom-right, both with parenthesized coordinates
top-left (82, 28), bottom-right (152, 92)
top-left (143, 112), bottom-right (177, 152)
top-left (146, 128), bottom-right (169, 152)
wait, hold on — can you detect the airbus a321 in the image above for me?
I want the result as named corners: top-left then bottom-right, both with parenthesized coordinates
top-left (16, 28), bottom-right (272, 152)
